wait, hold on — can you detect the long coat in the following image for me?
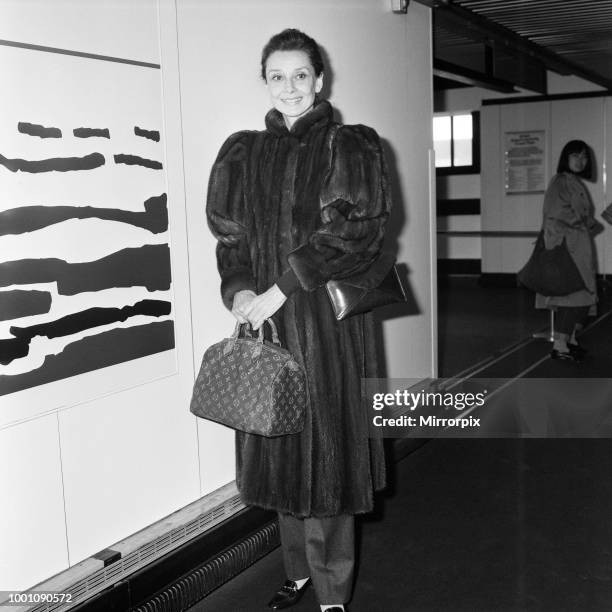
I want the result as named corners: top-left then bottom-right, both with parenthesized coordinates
top-left (206, 100), bottom-right (388, 517)
top-left (536, 172), bottom-right (598, 310)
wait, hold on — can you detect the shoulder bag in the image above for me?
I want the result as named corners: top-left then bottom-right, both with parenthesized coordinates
top-left (517, 231), bottom-right (585, 296)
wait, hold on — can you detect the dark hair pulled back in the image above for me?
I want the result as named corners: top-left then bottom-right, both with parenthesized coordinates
top-left (260, 28), bottom-right (324, 81)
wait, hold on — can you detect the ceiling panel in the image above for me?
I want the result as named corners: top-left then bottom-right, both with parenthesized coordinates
top-left (450, 0), bottom-right (612, 85)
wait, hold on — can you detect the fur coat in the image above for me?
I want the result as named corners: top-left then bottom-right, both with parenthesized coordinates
top-left (206, 100), bottom-right (388, 517)
top-left (536, 172), bottom-right (598, 309)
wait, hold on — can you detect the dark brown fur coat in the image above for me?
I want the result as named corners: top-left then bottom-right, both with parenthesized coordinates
top-left (206, 100), bottom-right (388, 517)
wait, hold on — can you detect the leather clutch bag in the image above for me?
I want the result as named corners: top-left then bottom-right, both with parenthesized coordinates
top-left (325, 254), bottom-right (408, 320)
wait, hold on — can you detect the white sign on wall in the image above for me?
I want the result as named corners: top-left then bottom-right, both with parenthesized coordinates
top-left (504, 130), bottom-right (546, 194)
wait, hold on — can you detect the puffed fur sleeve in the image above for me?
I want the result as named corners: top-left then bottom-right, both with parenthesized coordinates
top-left (206, 131), bottom-right (256, 309)
top-left (287, 124), bottom-right (391, 291)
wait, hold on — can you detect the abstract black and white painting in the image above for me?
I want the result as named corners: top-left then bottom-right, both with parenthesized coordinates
top-left (0, 44), bottom-right (175, 398)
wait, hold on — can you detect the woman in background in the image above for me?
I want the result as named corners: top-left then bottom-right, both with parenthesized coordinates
top-left (537, 140), bottom-right (602, 361)
top-left (206, 28), bottom-right (390, 612)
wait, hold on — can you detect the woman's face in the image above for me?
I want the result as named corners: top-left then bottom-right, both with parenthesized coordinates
top-left (568, 150), bottom-right (588, 174)
top-left (265, 50), bottom-right (323, 129)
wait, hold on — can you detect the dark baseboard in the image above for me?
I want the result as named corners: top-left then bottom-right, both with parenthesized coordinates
top-left (436, 199), bottom-right (480, 216)
top-left (438, 259), bottom-right (481, 276)
top-left (70, 507), bottom-right (277, 612)
top-left (478, 272), bottom-right (518, 287)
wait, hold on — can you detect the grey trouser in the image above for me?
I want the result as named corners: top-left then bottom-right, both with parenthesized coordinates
top-left (277, 512), bottom-right (355, 604)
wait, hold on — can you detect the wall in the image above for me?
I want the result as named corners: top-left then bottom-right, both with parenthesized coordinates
top-left (434, 89), bottom-right (494, 264)
top-left (177, 0), bottom-right (437, 379)
top-left (435, 72), bottom-right (608, 268)
top-left (481, 94), bottom-right (612, 276)
top-left (436, 175), bottom-right (481, 261)
top-left (0, 0), bottom-right (200, 591)
top-left (0, 0), bottom-right (435, 592)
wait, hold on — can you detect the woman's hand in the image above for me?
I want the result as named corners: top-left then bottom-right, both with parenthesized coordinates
top-left (243, 284), bottom-right (287, 330)
top-left (232, 289), bottom-right (257, 323)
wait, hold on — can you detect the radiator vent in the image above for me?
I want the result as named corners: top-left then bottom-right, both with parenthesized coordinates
top-left (26, 492), bottom-right (245, 612)
top-left (133, 520), bottom-right (280, 612)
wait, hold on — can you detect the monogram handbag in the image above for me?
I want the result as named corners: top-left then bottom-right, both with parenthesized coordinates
top-left (326, 252), bottom-right (408, 320)
top-left (190, 320), bottom-right (307, 437)
top-left (517, 231), bottom-right (585, 296)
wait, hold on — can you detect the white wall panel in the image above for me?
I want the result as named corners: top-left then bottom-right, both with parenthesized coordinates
top-left (177, 0), bottom-right (435, 382)
top-left (58, 377), bottom-right (199, 565)
top-left (437, 215), bottom-right (481, 260)
top-left (498, 101), bottom-right (550, 272)
top-left (0, 415), bottom-right (67, 591)
top-left (480, 105), bottom-right (502, 272)
top-left (437, 174), bottom-right (480, 200)
top-left (482, 102), bottom-right (550, 273)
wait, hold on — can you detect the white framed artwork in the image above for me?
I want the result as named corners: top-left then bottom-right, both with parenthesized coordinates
top-left (0, 44), bottom-right (176, 407)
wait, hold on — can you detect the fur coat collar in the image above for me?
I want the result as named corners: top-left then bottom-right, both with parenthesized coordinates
top-left (264, 98), bottom-right (333, 138)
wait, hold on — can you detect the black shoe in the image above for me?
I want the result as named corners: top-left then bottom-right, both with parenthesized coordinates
top-left (323, 608), bottom-right (346, 612)
top-left (568, 342), bottom-right (587, 358)
top-left (267, 579), bottom-right (310, 609)
top-left (550, 348), bottom-right (581, 362)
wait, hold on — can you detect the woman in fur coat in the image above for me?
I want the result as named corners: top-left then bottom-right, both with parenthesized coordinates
top-left (536, 140), bottom-right (603, 361)
top-left (206, 28), bottom-right (389, 612)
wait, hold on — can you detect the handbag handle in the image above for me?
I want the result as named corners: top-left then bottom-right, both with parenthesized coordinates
top-left (258, 319), bottom-right (280, 346)
top-left (225, 323), bottom-right (249, 355)
top-left (225, 320), bottom-right (281, 357)
top-left (231, 322), bottom-right (248, 339)
top-left (230, 320), bottom-right (280, 345)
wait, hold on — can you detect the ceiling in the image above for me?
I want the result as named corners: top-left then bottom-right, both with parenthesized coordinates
top-left (418, 0), bottom-right (612, 93)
